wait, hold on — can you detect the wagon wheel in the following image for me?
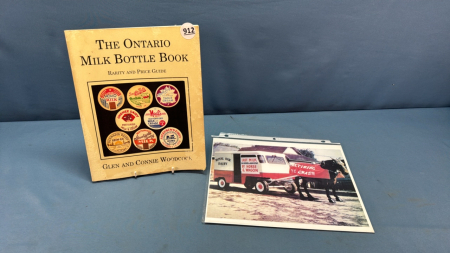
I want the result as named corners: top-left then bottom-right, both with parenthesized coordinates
top-left (283, 182), bottom-right (297, 194)
top-left (217, 178), bottom-right (228, 190)
top-left (255, 181), bottom-right (269, 194)
top-left (244, 182), bottom-right (253, 190)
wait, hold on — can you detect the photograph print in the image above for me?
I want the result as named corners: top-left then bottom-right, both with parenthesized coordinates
top-left (204, 136), bottom-right (374, 233)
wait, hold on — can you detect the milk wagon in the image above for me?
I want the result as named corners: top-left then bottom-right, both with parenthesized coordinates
top-left (213, 150), bottom-right (301, 194)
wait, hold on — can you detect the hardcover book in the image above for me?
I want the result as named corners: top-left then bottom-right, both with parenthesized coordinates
top-left (65, 24), bottom-right (206, 181)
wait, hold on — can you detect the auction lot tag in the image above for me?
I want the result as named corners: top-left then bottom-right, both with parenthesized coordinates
top-left (180, 22), bottom-right (196, 39)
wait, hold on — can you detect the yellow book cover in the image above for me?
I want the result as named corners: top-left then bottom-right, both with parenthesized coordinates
top-left (65, 24), bottom-right (205, 181)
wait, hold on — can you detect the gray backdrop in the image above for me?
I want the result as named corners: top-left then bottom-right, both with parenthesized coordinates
top-left (1, 0), bottom-right (450, 122)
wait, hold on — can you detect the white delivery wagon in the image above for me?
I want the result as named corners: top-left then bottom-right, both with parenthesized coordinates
top-left (213, 151), bottom-right (299, 194)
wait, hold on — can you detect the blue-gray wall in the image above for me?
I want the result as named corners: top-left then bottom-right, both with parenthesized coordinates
top-left (1, 0), bottom-right (449, 122)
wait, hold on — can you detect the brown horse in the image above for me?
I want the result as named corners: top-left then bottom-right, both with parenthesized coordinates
top-left (294, 158), bottom-right (349, 203)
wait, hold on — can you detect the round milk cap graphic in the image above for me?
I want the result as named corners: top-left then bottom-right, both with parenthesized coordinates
top-left (127, 85), bottom-right (153, 109)
top-left (115, 108), bottom-right (141, 131)
top-left (106, 131), bottom-right (132, 154)
top-left (155, 84), bottom-right (180, 108)
top-left (159, 127), bottom-right (183, 148)
top-left (98, 86), bottom-right (125, 111)
top-left (133, 129), bottom-right (157, 151)
top-left (143, 107), bottom-right (168, 130)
